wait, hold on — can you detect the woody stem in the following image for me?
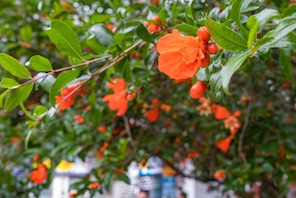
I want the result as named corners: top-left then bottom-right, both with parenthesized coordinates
top-left (17, 55), bottom-right (112, 88)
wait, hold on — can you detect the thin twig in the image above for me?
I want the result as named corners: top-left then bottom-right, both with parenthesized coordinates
top-left (17, 55), bottom-right (112, 88)
top-left (123, 116), bottom-right (136, 149)
top-left (238, 101), bottom-right (252, 162)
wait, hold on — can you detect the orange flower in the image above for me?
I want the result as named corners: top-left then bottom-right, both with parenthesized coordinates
top-left (127, 92), bottom-right (136, 101)
top-left (55, 82), bottom-right (85, 110)
top-left (152, 98), bottom-right (160, 107)
top-left (90, 182), bottom-right (100, 189)
top-left (102, 78), bottom-right (128, 116)
top-left (161, 104), bottom-right (171, 111)
top-left (224, 116), bottom-right (241, 135)
top-left (74, 115), bottom-right (84, 124)
top-left (69, 193), bottom-right (77, 198)
top-left (214, 106), bottom-right (231, 120)
top-left (214, 171), bottom-right (226, 179)
top-left (30, 164), bottom-right (47, 184)
top-left (117, 168), bottom-right (124, 174)
top-left (217, 136), bottom-right (232, 152)
top-left (96, 142), bottom-right (109, 158)
top-left (146, 108), bottom-right (159, 122)
top-left (145, 16), bottom-right (162, 34)
top-left (157, 29), bottom-right (206, 79)
top-left (187, 150), bottom-right (199, 158)
top-left (107, 24), bottom-right (116, 32)
top-left (12, 137), bottom-right (20, 143)
top-left (152, 0), bottom-right (159, 5)
top-left (97, 125), bottom-right (107, 133)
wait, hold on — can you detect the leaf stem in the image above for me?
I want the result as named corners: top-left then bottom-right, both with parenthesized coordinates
top-left (20, 102), bottom-right (35, 120)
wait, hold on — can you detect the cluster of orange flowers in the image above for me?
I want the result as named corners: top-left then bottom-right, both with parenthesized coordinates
top-left (156, 27), bottom-right (218, 80)
top-left (196, 97), bottom-right (242, 152)
top-left (97, 125), bottom-right (107, 133)
top-left (145, 16), bottom-right (162, 34)
top-left (30, 164), bottom-right (47, 184)
top-left (55, 82), bottom-right (86, 110)
top-left (96, 142), bottom-right (109, 158)
top-left (74, 115), bottom-right (84, 124)
top-left (102, 78), bottom-right (128, 116)
top-left (144, 98), bottom-right (171, 122)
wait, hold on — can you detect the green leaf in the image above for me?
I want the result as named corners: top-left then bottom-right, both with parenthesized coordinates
top-left (45, 20), bottom-right (83, 60)
top-left (158, 7), bottom-right (168, 23)
top-left (25, 130), bottom-right (33, 150)
top-left (246, 9), bottom-right (279, 30)
top-left (247, 9), bottom-right (279, 50)
top-left (89, 24), bottom-right (114, 47)
top-left (196, 68), bottom-right (210, 82)
top-left (4, 83), bottom-right (33, 111)
top-left (279, 49), bottom-right (293, 79)
top-left (118, 173), bottom-right (130, 184)
top-left (0, 90), bottom-right (11, 108)
top-left (20, 25), bottom-right (33, 43)
top-left (205, 17), bottom-right (248, 52)
top-left (0, 53), bottom-right (32, 79)
top-left (90, 14), bottom-right (112, 23)
top-left (221, 50), bottom-right (250, 94)
top-left (283, 4), bottom-right (296, 17)
top-left (210, 71), bottom-right (222, 93)
top-left (230, 0), bottom-right (251, 39)
top-left (247, 22), bottom-right (259, 50)
top-left (33, 105), bottom-right (48, 118)
top-left (86, 35), bottom-right (107, 54)
top-left (26, 55), bottom-right (53, 72)
top-left (49, 68), bottom-right (82, 106)
top-left (257, 16), bottom-right (296, 50)
top-left (136, 24), bottom-right (155, 43)
top-left (0, 78), bottom-right (19, 88)
top-left (174, 24), bottom-right (198, 36)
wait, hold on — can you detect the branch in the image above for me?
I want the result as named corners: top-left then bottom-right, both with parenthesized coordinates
top-left (238, 100), bottom-right (252, 162)
top-left (18, 55), bottom-right (112, 88)
top-left (123, 116), bottom-right (136, 149)
top-left (121, 116), bottom-right (137, 166)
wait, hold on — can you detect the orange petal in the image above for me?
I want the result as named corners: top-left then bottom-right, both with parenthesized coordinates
top-left (157, 29), bottom-right (184, 54)
top-left (215, 106), bottom-right (231, 120)
top-left (158, 52), bottom-right (199, 79)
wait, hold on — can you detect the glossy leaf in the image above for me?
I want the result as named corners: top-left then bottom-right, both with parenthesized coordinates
top-left (257, 16), bottom-right (296, 50)
top-left (205, 17), bottom-right (248, 52)
top-left (0, 90), bottom-right (10, 108)
top-left (33, 105), bottom-right (48, 117)
top-left (0, 78), bottom-right (19, 88)
top-left (221, 50), bottom-right (250, 94)
top-left (283, 4), bottom-right (296, 17)
top-left (174, 24), bottom-right (198, 36)
top-left (247, 9), bottom-right (279, 50)
top-left (89, 24), bottom-right (114, 47)
top-left (230, 0), bottom-right (251, 38)
top-left (279, 49), bottom-right (293, 79)
top-left (4, 83), bottom-right (33, 111)
top-left (20, 25), bottom-right (33, 42)
top-left (45, 20), bottom-right (84, 60)
top-left (90, 14), bottom-right (112, 23)
top-left (26, 55), bottom-right (53, 72)
top-left (0, 53), bottom-right (31, 79)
